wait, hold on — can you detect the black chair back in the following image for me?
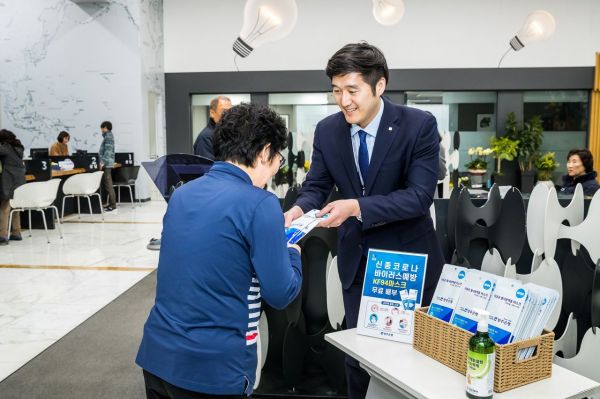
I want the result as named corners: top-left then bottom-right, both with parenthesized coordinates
top-left (113, 165), bottom-right (140, 185)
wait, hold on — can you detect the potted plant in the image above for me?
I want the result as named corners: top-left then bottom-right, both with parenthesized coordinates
top-left (489, 136), bottom-right (519, 186)
top-left (505, 112), bottom-right (544, 192)
top-left (464, 146), bottom-right (492, 188)
top-left (534, 151), bottom-right (559, 184)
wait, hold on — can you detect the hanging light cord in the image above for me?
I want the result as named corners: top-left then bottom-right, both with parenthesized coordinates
top-left (233, 54), bottom-right (240, 72)
top-left (497, 47), bottom-right (512, 68)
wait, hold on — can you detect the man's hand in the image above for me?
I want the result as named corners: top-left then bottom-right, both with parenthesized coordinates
top-left (284, 205), bottom-right (304, 228)
top-left (317, 199), bottom-right (360, 228)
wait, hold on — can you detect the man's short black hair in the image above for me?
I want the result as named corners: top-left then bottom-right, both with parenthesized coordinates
top-left (57, 131), bottom-right (70, 143)
top-left (326, 42), bottom-right (389, 95)
top-left (100, 121), bottom-right (112, 131)
top-left (568, 148), bottom-right (594, 173)
top-left (213, 103), bottom-right (287, 167)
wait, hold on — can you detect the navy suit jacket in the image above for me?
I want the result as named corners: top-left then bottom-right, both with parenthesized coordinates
top-left (193, 119), bottom-right (216, 160)
top-left (295, 97), bottom-right (444, 304)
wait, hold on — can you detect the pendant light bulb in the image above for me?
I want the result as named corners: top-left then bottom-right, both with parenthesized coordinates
top-left (510, 10), bottom-right (556, 51)
top-left (372, 0), bottom-right (405, 26)
top-left (233, 0), bottom-right (298, 58)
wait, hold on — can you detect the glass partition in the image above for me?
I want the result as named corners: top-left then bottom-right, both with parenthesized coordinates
top-left (267, 93), bottom-right (339, 195)
top-left (268, 92), bottom-right (339, 156)
top-left (407, 91), bottom-right (497, 174)
top-left (190, 94), bottom-right (251, 142)
top-left (524, 90), bottom-right (589, 180)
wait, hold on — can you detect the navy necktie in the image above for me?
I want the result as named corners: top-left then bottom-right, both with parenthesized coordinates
top-left (358, 130), bottom-right (369, 184)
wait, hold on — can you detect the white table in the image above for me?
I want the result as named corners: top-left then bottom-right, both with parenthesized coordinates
top-left (325, 329), bottom-right (600, 399)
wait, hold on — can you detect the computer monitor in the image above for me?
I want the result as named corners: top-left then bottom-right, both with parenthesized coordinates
top-left (30, 148), bottom-right (49, 159)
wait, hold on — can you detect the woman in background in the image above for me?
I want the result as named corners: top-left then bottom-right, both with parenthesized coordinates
top-left (559, 148), bottom-right (600, 196)
top-left (0, 129), bottom-right (26, 245)
top-left (49, 131), bottom-right (70, 156)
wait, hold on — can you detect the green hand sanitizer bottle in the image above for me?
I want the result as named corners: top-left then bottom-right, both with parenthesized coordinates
top-left (466, 309), bottom-right (495, 399)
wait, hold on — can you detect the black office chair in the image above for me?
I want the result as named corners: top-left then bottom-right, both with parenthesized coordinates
top-left (112, 165), bottom-right (140, 206)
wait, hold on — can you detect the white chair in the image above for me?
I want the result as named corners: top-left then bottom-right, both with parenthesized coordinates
top-left (554, 326), bottom-right (600, 396)
top-left (254, 312), bottom-right (269, 390)
top-left (8, 179), bottom-right (63, 243)
top-left (481, 248), bottom-right (513, 277)
top-left (326, 256), bottom-right (345, 330)
top-left (554, 312), bottom-right (578, 359)
top-left (61, 171), bottom-right (104, 221)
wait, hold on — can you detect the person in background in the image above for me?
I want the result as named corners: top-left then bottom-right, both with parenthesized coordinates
top-left (193, 95), bottom-right (232, 159)
top-left (136, 102), bottom-right (302, 398)
top-left (284, 42), bottom-right (444, 399)
top-left (559, 148), bottom-right (600, 196)
top-left (49, 131), bottom-right (70, 156)
top-left (99, 121), bottom-right (117, 212)
top-left (0, 129), bottom-right (26, 245)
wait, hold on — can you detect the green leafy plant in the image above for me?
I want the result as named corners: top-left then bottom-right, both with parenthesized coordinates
top-left (534, 151), bottom-right (559, 181)
top-left (505, 112), bottom-right (544, 172)
top-left (490, 136), bottom-right (519, 175)
top-left (456, 175), bottom-right (471, 188)
top-left (465, 146), bottom-right (493, 170)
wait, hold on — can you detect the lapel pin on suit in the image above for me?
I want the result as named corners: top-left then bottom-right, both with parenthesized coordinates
top-left (388, 126), bottom-right (393, 131)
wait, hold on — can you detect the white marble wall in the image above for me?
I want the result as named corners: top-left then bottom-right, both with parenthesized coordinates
top-left (0, 0), bottom-right (165, 198)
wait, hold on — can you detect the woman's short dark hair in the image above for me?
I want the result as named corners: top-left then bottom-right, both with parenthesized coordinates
top-left (568, 148), bottom-right (594, 173)
top-left (57, 131), bottom-right (70, 143)
top-left (0, 129), bottom-right (24, 149)
top-left (213, 103), bottom-right (287, 167)
top-left (100, 121), bottom-right (112, 131)
top-left (325, 42), bottom-right (389, 95)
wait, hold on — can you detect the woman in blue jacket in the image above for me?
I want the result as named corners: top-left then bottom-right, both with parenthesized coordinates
top-left (559, 148), bottom-right (600, 197)
top-left (136, 103), bottom-right (302, 398)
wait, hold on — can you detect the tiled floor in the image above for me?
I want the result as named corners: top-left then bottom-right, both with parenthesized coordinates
top-left (0, 200), bottom-right (166, 381)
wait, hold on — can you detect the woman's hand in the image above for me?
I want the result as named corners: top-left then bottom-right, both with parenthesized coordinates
top-left (287, 243), bottom-right (301, 254)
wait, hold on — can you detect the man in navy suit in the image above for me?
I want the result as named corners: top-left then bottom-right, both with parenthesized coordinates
top-left (284, 42), bottom-right (444, 399)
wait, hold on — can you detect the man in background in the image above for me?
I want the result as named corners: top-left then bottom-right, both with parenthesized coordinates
top-left (193, 96), bottom-right (232, 159)
top-left (99, 121), bottom-right (117, 213)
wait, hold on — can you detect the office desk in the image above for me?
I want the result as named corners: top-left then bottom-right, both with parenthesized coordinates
top-left (25, 167), bottom-right (117, 182)
top-left (325, 329), bottom-right (600, 399)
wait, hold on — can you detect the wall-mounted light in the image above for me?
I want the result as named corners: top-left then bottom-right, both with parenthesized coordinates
top-left (372, 0), bottom-right (405, 26)
top-left (499, 10), bottom-right (556, 67)
top-left (232, 0), bottom-right (298, 59)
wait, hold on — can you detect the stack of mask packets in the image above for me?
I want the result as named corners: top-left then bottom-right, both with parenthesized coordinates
top-left (428, 265), bottom-right (558, 359)
top-left (509, 283), bottom-right (559, 359)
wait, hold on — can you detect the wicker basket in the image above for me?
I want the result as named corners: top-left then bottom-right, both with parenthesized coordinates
top-left (413, 307), bottom-right (554, 393)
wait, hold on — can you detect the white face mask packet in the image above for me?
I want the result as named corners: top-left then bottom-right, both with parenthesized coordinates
top-left (486, 277), bottom-right (527, 344)
top-left (451, 270), bottom-right (497, 333)
top-left (285, 209), bottom-right (326, 244)
top-left (428, 264), bottom-right (468, 322)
